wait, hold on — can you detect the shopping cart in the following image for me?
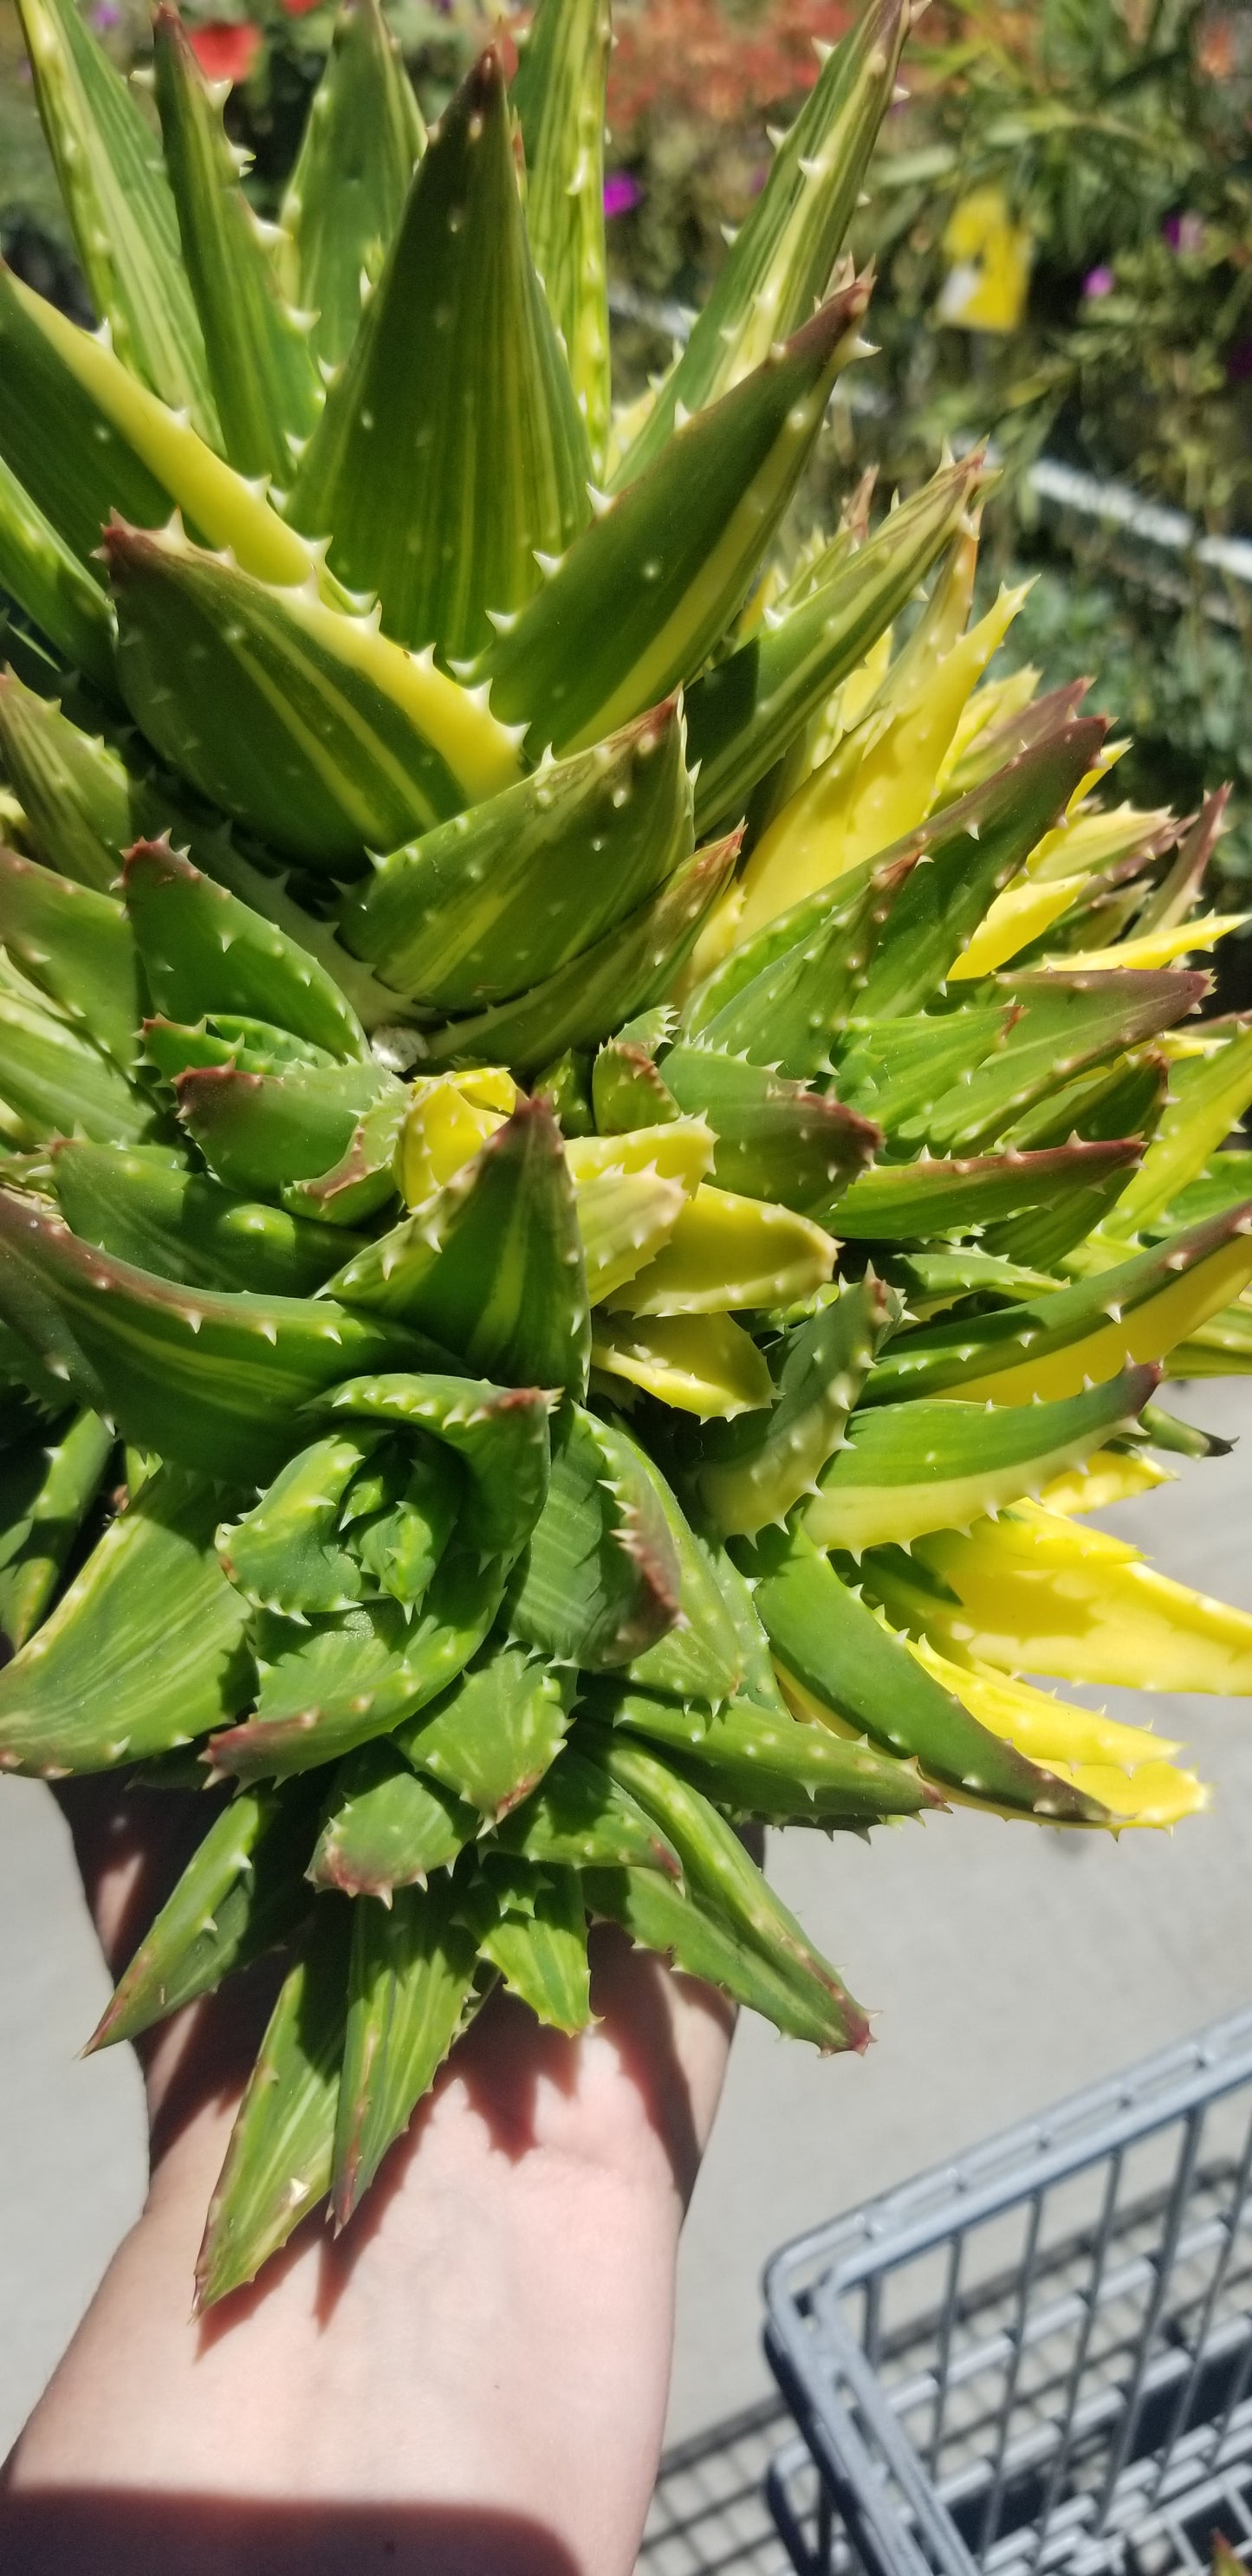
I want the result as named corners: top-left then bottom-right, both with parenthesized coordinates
top-left (763, 2010), bottom-right (1252, 2576)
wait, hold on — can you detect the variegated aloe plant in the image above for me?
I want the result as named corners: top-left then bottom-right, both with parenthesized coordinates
top-left (0, 0), bottom-right (1250, 2307)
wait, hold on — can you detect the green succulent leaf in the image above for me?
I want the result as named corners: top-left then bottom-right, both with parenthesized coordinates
top-left (685, 456), bottom-right (980, 835)
top-left (124, 840), bottom-right (369, 1066)
top-left (308, 1740), bottom-right (475, 1897)
top-left (316, 1372), bottom-right (555, 1565)
top-left (690, 1271), bottom-right (893, 1537)
top-left (280, 0), bottom-right (425, 375)
top-left (418, 834), bottom-right (739, 1077)
top-left (16, 0), bottom-right (217, 438)
top-left (600, 1683), bottom-right (937, 1825)
top-left (924, 970), bottom-right (1205, 1157)
top-left (805, 1366), bottom-right (1158, 1553)
top-left (832, 1138), bottom-right (1141, 1242)
top-left (681, 847), bottom-right (915, 1076)
top-left (589, 1726), bottom-right (870, 2047)
top-left (0, 848), bottom-right (139, 1069)
top-left (496, 1738), bottom-right (683, 1875)
top-left (586, 1860), bottom-right (860, 2047)
top-left (835, 1003), bottom-right (1014, 1144)
top-left (52, 1142), bottom-right (360, 1298)
top-left (611, 1423), bottom-right (746, 1703)
top-left (331, 1876), bottom-right (481, 2230)
top-left (513, 0), bottom-right (612, 470)
top-left (0, 1463), bottom-right (253, 1775)
top-left (738, 1522), bottom-right (1107, 1822)
top-left (288, 49), bottom-right (591, 666)
top-left (1116, 1025), bottom-right (1252, 1236)
top-left (479, 277), bottom-right (872, 757)
top-left (865, 1200), bottom-right (1252, 1406)
top-left (470, 1856), bottom-right (592, 2034)
top-left (104, 522), bottom-right (522, 870)
top-left (0, 1404), bottom-right (114, 1651)
top-left (506, 1401), bottom-right (680, 1668)
top-left (853, 723), bottom-right (1109, 1022)
top-left (217, 1431), bottom-right (383, 1616)
top-left (343, 698), bottom-right (693, 1013)
top-left (212, 1539), bottom-right (508, 1781)
top-left (329, 1098), bottom-right (590, 1396)
top-left (196, 1897), bottom-right (350, 2307)
top-left (397, 1643), bottom-right (574, 1820)
top-left (0, 972), bottom-right (153, 1146)
top-left (89, 1782), bottom-right (316, 2050)
top-left (0, 672), bottom-right (158, 894)
top-left (590, 1035), bottom-right (681, 1138)
top-left (0, 1191), bottom-right (436, 1477)
top-left (662, 1045), bottom-right (879, 1210)
top-left (174, 1059), bottom-right (399, 1205)
top-left (152, 4), bottom-right (321, 486)
top-left (0, 451), bottom-right (118, 698)
top-left (612, 0), bottom-right (906, 486)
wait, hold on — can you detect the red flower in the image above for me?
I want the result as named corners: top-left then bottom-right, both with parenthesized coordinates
top-left (188, 17), bottom-right (261, 81)
top-left (278, 0), bottom-right (322, 16)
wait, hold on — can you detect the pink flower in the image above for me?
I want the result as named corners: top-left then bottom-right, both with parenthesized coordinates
top-left (603, 172), bottom-right (642, 218)
top-left (1164, 211), bottom-right (1204, 256)
top-left (1083, 265), bottom-right (1116, 299)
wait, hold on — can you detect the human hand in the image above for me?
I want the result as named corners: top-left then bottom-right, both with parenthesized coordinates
top-left (1, 1775), bottom-right (735, 2576)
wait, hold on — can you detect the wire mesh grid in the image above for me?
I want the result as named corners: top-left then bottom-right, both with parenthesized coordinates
top-left (636, 2392), bottom-right (797, 2575)
top-left (763, 2011), bottom-right (1252, 2576)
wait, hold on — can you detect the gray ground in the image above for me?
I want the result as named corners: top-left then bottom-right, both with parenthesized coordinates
top-left (3, 1382), bottom-right (1250, 2471)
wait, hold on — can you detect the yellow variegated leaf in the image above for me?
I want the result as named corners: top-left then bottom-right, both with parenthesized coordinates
top-left (1026, 799), bottom-right (1172, 884)
top-left (1055, 915), bottom-right (1249, 975)
top-left (911, 1502), bottom-right (1252, 1692)
top-left (1051, 1758), bottom-right (1208, 1827)
top-left (591, 1312), bottom-right (773, 1417)
top-left (577, 1167), bottom-right (688, 1301)
top-left (1039, 1446), bottom-right (1174, 1515)
top-left (734, 565), bottom-right (1026, 941)
top-left (949, 873), bottom-right (1087, 980)
top-left (905, 1633), bottom-right (1179, 1767)
top-left (604, 1184), bottom-right (835, 1315)
top-left (951, 1228), bottom-right (1252, 1405)
top-left (565, 1119), bottom-right (715, 1196)
top-left (398, 1072), bottom-right (516, 1204)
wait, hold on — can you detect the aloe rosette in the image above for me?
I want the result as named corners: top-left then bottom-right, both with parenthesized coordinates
top-left (0, 0), bottom-right (1251, 2308)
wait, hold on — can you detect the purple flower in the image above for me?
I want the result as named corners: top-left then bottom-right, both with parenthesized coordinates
top-left (90, 3), bottom-right (121, 25)
top-left (1164, 211), bottom-right (1203, 255)
top-left (1083, 265), bottom-right (1116, 300)
top-left (603, 172), bottom-right (642, 220)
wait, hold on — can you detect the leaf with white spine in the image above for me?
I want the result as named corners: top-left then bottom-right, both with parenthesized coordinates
top-left (832, 1139), bottom-right (1142, 1242)
top-left (513, 0), bottom-right (613, 470)
top-left (89, 1783), bottom-right (315, 2048)
top-left (152, 5), bottom-right (321, 486)
top-left (105, 522), bottom-right (522, 870)
top-left (598, 1683), bottom-right (937, 1826)
top-left (330, 1878), bottom-right (481, 2230)
top-left (0, 847), bottom-right (139, 1068)
top-left (16, 0), bottom-right (217, 438)
top-left (0, 451), bottom-right (116, 697)
top-left (416, 835), bottom-right (739, 1077)
top-left (690, 1273), bottom-right (892, 1538)
top-left (470, 1856), bottom-right (592, 2033)
top-left (52, 1143), bottom-right (360, 1299)
top-left (288, 49), bottom-right (591, 666)
top-left (196, 1898), bottom-right (350, 2307)
top-left (612, 0), bottom-right (906, 487)
top-left (125, 839), bottom-right (369, 1065)
top-left (397, 1645), bottom-right (574, 1820)
top-left (0, 1404), bottom-right (114, 1651)
top-left (478, 277), bottom-right (872, 756)
top-left (507, 1401), bottom-right (681, 1668)
top-left (805, 1366), bottom-right (1158, 1554)
top-left (341, 698), bottom-right (693, 1012)
top-left (0, 1464), bottom-right (253, 1776)
top-left (0, 973), bottom-right (153, 1147)
top-left (280, 0), bottom-right (425, 375)
top-left (308, 1741), bottom-right (475, 1897)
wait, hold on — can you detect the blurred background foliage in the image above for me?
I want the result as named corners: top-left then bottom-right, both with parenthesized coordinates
top-left (0, 0), bottom-right (1249, 905)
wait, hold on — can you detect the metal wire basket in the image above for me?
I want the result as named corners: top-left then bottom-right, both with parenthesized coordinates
top-left (763, 2010), bottom-right (1252, 2576)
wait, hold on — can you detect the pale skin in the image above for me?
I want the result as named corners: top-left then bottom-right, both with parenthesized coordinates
top-left (1, 1780), bottom-right (736, 2575)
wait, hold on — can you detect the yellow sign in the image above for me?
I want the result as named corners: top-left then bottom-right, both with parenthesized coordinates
top-left (938, 185), bottom-right (1033, 333)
